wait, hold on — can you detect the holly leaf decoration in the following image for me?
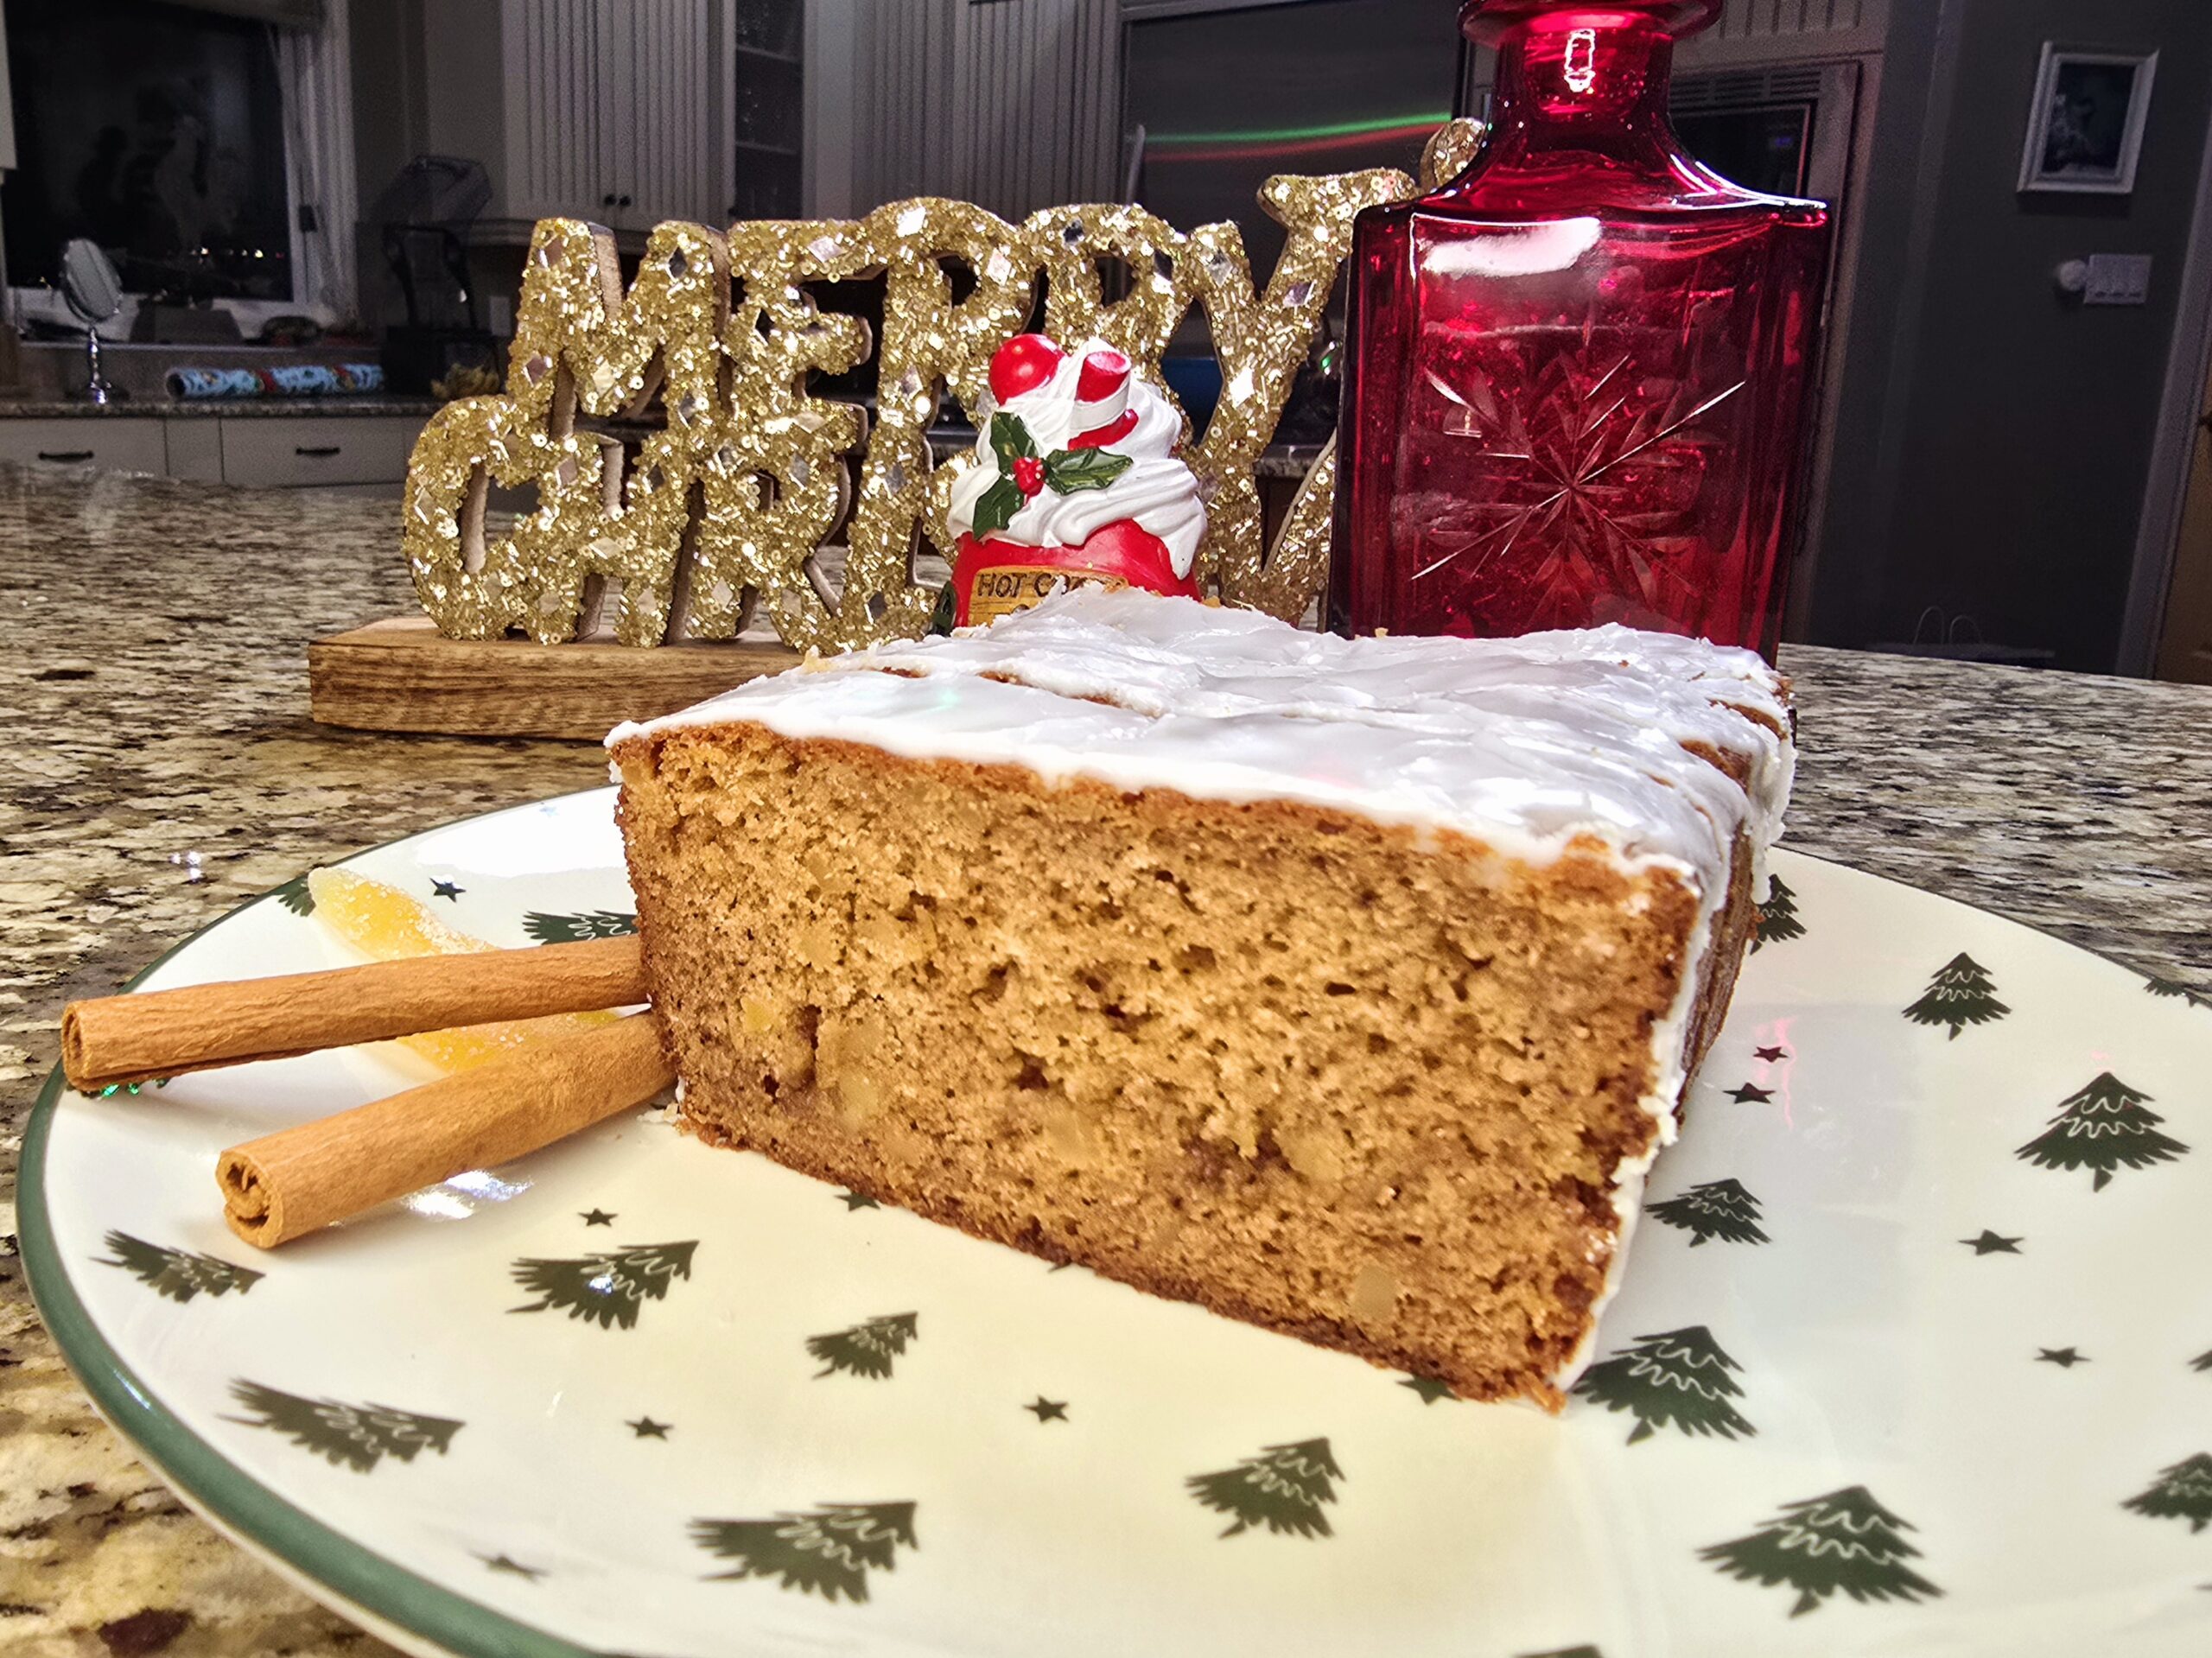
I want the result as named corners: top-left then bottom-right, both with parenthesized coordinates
top-left (1043, 448), bottom-right (1134, 493)
top-left (972, 476), bottom-right (1025, 535)
top-left (928, 580), bottom-right (958, 635)
top-left (988, 411), bottom-right (1038, 469)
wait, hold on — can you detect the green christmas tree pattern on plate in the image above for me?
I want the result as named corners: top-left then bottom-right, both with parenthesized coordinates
top-left (2122, 1454), bottom-right (2212, 1533)
top-left (508, 1241), bottom-right (697, 1330)
top-left (95, 1230), bottom-right (263, 1302)
top-left (1572, 1326), bottom-right (1755, 1445)
top-left (1751, 875), bottom-right (1803, 950)
top-left (93, 1077), bottom-right (168, 1099)
top-left (1903, 953), bottom-right (2009, 1039)
top-left (271, 872), bottom-right (316, 916)
top-left (1700, 1485), bottom-right (1940, 1617)
top-left (2144, 975), bottom-right (2208, 1007)
top-left (38, 817), bottom-right (2212, 1652)
top-left (692, 1502), bottom-right (918, 1602)
top-left (1646, 1178), bottom-right (1770, 1247)
top-left (1187, 1439), bottom-right (1343, 1539)
top-left (226, 1380), bottom-right (461, 1473)
top-left (522, 909), bottom-right (638, 944)
top-left (807, 1312), bottom-right (918, 1379)
top-left (2015, 1074), bottom-right (2188, 1191)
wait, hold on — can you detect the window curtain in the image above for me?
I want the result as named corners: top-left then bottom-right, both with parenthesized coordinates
top-left (274, 0), bottom-right (359, 320)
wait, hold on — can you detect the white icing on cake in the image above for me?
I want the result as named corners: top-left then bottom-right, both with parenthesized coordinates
top-left (944, 340), bottom-right (1207, 579)
top-left (610, 588), bottom-right (1792, 1393)
top-left (617, 588), bottom-right (1789, 878)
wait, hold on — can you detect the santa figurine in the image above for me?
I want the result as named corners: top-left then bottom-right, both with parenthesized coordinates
top-left (944, 333), bottom-right (1206, 626)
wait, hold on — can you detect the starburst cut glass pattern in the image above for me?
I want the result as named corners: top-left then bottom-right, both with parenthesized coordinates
top-left (1334, 0), bottom-right (1832, 656)
top-left (1407, 322), bottom-right (1746, 633)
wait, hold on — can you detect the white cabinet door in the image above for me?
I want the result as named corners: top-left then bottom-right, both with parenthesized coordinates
top-left (607, 0), bottom-right (717, 229)
top-left (499, 0), bottom-right (718, 231)
top-left (218, 416), bottom-right (426, 488)
top-left (0, 420), bottom-right (168, 475)
top-left (500, 0), bottom-right (615, 223)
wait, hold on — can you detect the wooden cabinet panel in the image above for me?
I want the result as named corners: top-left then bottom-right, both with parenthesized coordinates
top-left (0, 420), bottom-right (168, 475)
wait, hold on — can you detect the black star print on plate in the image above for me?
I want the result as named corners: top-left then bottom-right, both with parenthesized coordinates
top-left (430, 880), bottom-right (464, 901)
top-left (480, 1553), bottom-right (544, 1579)
top-left (627, 1415), bottom-right (672, 1438)
top-left (1961, 1230), bottom-right (2022, 1255)
top-left (1399, 1375), bottom-right (1455, 1404)
top-left (1726, 1083), bottom-right (1774, 1103)
top-left (836, 1190), bottom-right (880, 1210)
top-left (581, 1209), bottom-right (615, 1227)
top-left (2037, 1347), bottom-right (2088, 1368)
top-left (1024, 1396), bottom-right (1068, 1422)
top-left (1753, 1045), bottom-right (1788, 1062)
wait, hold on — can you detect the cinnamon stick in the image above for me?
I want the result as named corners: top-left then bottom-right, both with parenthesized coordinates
top-left (217, 1011), bottom-right (675, 1248)
top-left (63, 936), bottom-right (649, 1091)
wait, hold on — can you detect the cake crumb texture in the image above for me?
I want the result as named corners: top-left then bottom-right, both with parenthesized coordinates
top-left (615, 724), bottom-right (1723, 1407)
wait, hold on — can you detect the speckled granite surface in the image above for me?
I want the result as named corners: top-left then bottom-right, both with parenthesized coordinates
top-left (0, 467), bottom-right (2206, 1654)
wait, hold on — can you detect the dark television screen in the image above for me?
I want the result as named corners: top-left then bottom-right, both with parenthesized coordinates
top-left (1673, 103), bottom-right (1815, 199)
top-left (1, 0), bottom-right (293, 302)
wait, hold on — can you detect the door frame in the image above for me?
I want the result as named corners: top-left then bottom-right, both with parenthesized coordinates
top-left (2117, 94), bottom-right (2212, 677)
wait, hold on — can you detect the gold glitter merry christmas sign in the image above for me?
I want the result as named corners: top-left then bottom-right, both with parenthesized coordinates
top-left (395, 130), bottom-right (1478, 661)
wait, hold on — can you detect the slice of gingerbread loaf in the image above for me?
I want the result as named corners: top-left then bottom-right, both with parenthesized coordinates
top-left (607, 589), bottom-right (1792, 1407)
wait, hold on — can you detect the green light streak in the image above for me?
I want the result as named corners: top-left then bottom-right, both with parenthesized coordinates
top-left (1148, 111), bottom-right (1454, 149)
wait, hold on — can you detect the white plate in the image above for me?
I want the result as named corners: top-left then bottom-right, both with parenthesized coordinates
top-left (23, 788), bottom-right (2212, 1658)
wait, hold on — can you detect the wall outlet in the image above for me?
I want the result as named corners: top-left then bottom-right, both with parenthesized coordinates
top-left (2083, 254), bottom-right (2152, 306)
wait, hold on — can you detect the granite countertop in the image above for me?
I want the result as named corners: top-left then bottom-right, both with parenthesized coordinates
top-left (1, 467), bottom-right (2207, 1654)
top-left (0, 397), bottom-right (447, 420)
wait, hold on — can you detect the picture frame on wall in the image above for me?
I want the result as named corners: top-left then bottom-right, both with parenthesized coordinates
top-left (2018, 45), bottom-right (2158, 195)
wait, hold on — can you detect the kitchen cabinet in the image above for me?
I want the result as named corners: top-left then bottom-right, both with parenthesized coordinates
top-left (733, 0), bottom-right (804, 219)
top-left (217, 416), bottom-right (425, 490)
top-left (0, 421), bottom-right (169, 476)
top-left (495, 0), bottom-right (730, 231)
top-left (0, 411), bottom-right (429, 490)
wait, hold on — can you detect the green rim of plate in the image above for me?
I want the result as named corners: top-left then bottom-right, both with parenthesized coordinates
top-left (18, 793), bottom-right (613, 1658)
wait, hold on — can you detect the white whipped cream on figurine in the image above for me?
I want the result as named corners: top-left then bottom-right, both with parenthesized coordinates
top-left (944, 334), bottom-right (1207, 625)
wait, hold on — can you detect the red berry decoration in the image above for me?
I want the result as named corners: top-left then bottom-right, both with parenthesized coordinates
top-left (1074, 347), bottom-right (1130, 404)
top-left (989, 334), bottom-right (1065, 403)
top-left (1012, 454), bottom-right (1046, 497)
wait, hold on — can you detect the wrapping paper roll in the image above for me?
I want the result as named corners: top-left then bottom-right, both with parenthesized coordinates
top-left (166, 363), bottom-right (385, 401)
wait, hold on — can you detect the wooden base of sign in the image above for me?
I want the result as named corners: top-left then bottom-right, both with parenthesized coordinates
top-left (308, 614), bottom-right (803, 740)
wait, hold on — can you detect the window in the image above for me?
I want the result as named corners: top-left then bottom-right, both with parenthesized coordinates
top-left (2, 0), bottom-right (294, 303)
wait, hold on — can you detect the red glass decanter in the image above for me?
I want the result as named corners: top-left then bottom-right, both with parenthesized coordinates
top-left (1332, 0), bottom-right (1832, 657)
